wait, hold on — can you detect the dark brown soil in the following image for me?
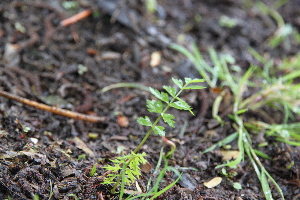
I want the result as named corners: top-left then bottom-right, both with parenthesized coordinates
top-left (0, 0), bottom-right (300, 199)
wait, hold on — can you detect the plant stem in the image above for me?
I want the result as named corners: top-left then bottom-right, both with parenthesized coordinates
top-left (133, 115), bottom-right (162, 153)
top-left (111, 158), bottom-right (133, 194)
top-left (111, 173), bottom-right (122, 193)
top-left (133, 83), bottom-right (187, 153)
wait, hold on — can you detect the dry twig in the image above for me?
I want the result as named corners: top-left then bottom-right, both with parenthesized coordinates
top-left (0, 90), bottom-right (106, 123)
top-left (60, 9), bottom-right (92, 27)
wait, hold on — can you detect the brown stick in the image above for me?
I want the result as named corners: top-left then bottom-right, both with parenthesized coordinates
top-left (0, 90), bottom-right (106, 123)
top-left (60, 9), bottom-right (92, 27)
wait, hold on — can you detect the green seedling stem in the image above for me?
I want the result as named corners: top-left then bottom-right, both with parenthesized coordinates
top-left (134, 78), bottom-right (205, 153)
top-left (133, 114), bottom-right (162, 154)
top-left (103, 77), bottom-right (205, 196)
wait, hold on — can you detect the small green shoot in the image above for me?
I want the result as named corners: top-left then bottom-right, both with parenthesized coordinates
top-left (14, 22), bottom-right (26, 33)
top-left (77, 154), bottom-right (86, 161)
top-left (146, 0), bottom-right (157, 14)
top-left (103, 152), bottom-right (147, 185)
top-left (77, 64), bottom-right (88, 75)
top-left (134, 77), bottom-right (205, 153)
top-left (33, 194), bottom-right (39, 200)
top-left (221, 168), bottom-right (238, 179)
top-left (286, 161), bottom-right (294, 170)
top-left (102, 78), bottom-right (205, 195)
top-left (219, 15), bottom-right (238, 28)
top-left (125, 148), bottom-right (181, 200)
top-left (61, 1), bottom-right (79, 10)
top-left (22, 125), bottom-right (31, 133)
top-left (60, 150), bottom-right (71, 157)
top-left (233, 182), bottom-right (242, 190)
top-left (89, 163), bottom-right (97, 177)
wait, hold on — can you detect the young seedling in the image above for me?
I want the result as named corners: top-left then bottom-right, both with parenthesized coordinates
top-left (102, 77), bottom-right (205, 195)
top-left (125, 147), bottom-right (182, 200)
top-left (135, 77), bottom-right (205, 153)
top-left (103, 152), bottom-right (148, 194)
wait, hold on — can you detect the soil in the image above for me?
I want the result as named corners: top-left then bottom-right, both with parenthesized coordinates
top-left (0, 0), bottom-right (300, 199)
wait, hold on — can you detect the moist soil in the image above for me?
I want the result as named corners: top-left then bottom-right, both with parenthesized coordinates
top-left (0, 0), bottom-right (300, 199)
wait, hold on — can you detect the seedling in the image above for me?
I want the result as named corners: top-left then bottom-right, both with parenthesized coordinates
top-left (61, 1), bottom-right (79, 10)
top-left (221, 168), bottom-right (238, 179)
top-left (102, 77), bottom-right (205, 196)
top-left (89, 163), bottom-right (98, 177)
top-left (135, 77), bottom-right (205, 152)
top-left (220, 168), bottom-right (242, 190)
top-left (33, 194), bottom-right (39, 200)
top-left (219, 15), bottom-right (238, 28)
top-left (146, 0), bottom-right (157, 14)
top-left (233, 182), bottom-right (242, 190)
top-left (125, 148), bottom-right (181, 200)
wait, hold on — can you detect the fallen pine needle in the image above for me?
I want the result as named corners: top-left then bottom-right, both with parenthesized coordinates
top-left (0, 90), bottom-right (106, 123)
top-left (61, 9), bottom-right (92, 27)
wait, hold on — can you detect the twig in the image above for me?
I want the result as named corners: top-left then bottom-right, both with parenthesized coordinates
top-left (0, 90), bottom-right (106, 123)
top-left (60, 9), bottom-right (92, 27)
top-left (44, 13), bottom-right (56, 46)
